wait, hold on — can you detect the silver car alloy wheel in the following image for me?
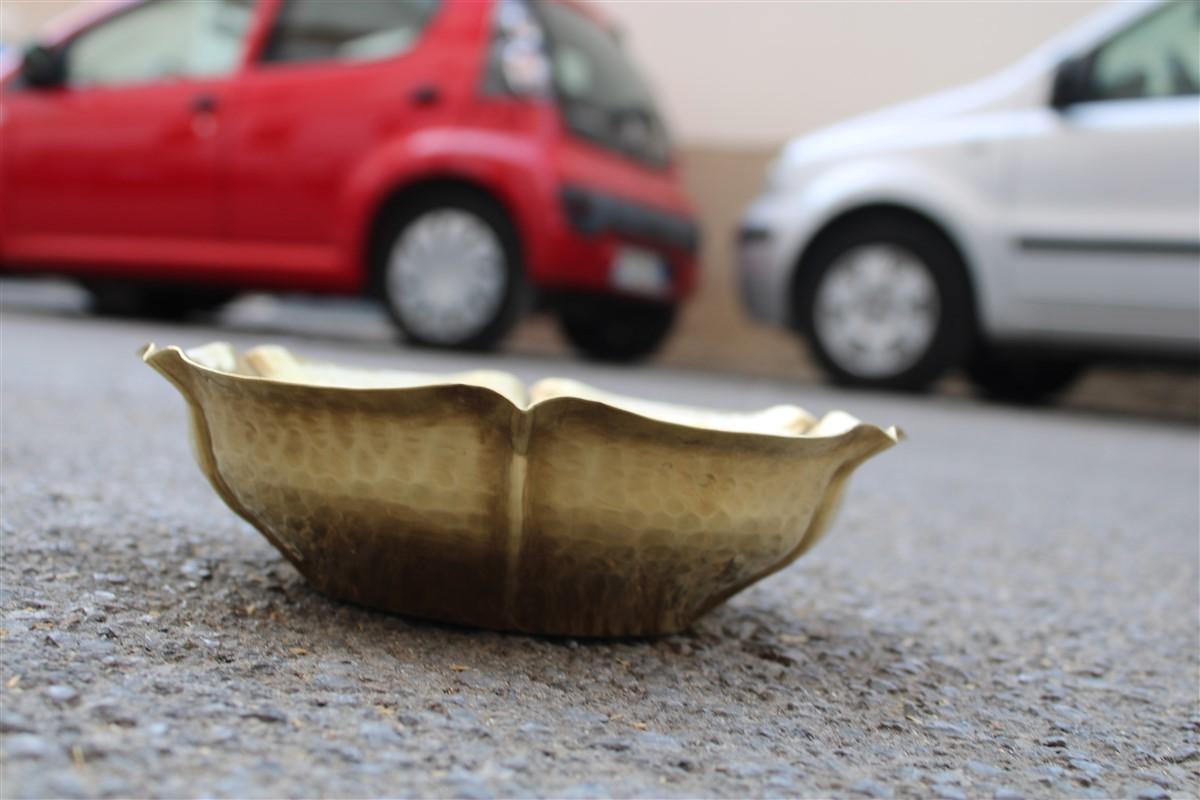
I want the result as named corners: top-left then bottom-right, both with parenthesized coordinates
top-left (813, 244), bottom-right (940, 379)
top-left (386, 209), bottom-right (507, 345)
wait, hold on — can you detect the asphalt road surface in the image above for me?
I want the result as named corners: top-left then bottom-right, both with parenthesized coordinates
top-left (2, 285), bottom-right (1198, 799)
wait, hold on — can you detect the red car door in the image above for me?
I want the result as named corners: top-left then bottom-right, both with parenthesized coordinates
top-left (2, 0), bottom-right (255, 276)
top-left (222, 0), bottom-right (450, 285)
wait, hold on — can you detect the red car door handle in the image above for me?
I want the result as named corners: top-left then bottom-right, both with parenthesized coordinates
top-left (410, 84), bottom-right (440, 107)
top-left (191, 94), bottom-right (218, 114)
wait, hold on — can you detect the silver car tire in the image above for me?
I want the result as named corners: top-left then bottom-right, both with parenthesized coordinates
top-left (812, 244), bottom-right (941, 380)
top-left (798, 214), bottom-right (973, 392)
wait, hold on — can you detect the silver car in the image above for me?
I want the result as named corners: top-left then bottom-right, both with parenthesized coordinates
top-left (737, 0), bottom-right (1199, 400)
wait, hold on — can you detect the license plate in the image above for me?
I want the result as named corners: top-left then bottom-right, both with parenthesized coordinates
top-left (611, 247), bottom-right (670, 296)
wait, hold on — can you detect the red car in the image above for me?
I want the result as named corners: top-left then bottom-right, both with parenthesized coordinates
top-left (0, 0), bottom-right (698, 361)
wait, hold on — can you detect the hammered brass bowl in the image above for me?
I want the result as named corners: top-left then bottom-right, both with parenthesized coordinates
top-left (142, 342), bottom-right (901, 637)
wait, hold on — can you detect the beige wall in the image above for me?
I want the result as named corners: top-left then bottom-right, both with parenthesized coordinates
top-left (598, 0), bottom-right (1104, 148)
top-left (7, 1), bottom-right (1103, 146)
top-left (0, 1), bottom-right (79, 44)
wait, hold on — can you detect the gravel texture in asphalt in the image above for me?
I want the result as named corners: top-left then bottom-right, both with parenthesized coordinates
top-left (1, 306), bottom-right (1198, 799)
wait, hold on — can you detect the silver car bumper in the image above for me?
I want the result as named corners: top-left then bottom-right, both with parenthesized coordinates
top-left (735, 199), bottom-right (796, 327)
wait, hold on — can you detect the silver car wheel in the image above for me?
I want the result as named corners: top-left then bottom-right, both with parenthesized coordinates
top-left (813, 244), bottom-right (940, 379)
top-left (386, 209), bottom-right (507, 345)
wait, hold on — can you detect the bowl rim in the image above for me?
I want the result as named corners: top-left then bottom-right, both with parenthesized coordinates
top-left (140, 342), bottom-right (904, 447)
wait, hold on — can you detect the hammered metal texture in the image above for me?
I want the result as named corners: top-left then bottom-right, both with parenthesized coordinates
top-left (142, 343), bottom-right (900, 636)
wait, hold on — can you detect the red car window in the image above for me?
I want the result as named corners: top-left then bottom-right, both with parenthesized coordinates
top-left (67, 0), bottom-right (254, 88)
top-left (260, 0), bottom-right (441, 65)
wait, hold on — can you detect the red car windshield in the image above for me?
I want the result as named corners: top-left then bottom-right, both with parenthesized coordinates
top-left (537, 1), bottom-right (671, 168)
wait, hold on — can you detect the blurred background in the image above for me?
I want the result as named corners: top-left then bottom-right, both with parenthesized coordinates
top-left (3, 7), bottom-right (1198, 799)
top-left (596, 0), bottom-right (1110, 379)
top-left (1, 0), bottom-right (1196, 419)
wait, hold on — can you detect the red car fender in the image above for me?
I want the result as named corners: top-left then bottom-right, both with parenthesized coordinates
top-left (337, 125), bottom-right (562, 289)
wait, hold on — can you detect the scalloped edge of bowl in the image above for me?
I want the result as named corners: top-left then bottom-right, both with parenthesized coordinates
top-left (141, 341), bottom-right (903, 636)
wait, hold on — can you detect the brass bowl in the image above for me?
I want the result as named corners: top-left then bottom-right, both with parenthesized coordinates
top-left (142, 342), bottom-right (901, 637)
